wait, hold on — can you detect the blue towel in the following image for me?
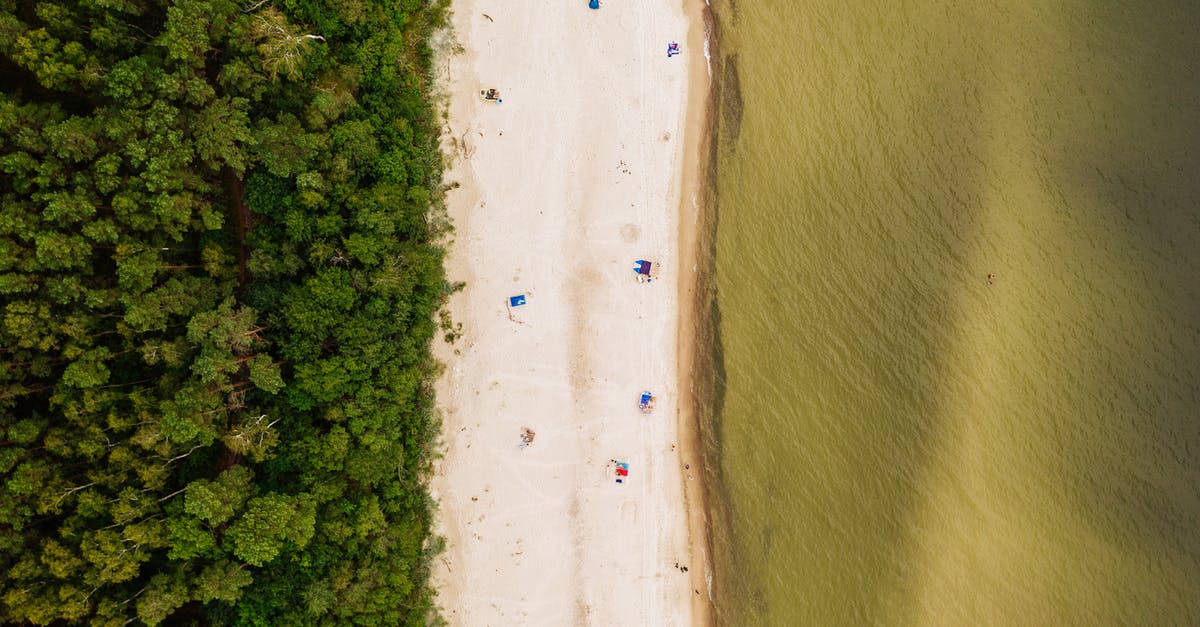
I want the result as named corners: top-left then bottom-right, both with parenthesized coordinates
top-left (509, 294), bottom-right (526, 307)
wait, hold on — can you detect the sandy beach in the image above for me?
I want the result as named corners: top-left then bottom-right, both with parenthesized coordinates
top-left (430, 0), bottom-right (711, 624)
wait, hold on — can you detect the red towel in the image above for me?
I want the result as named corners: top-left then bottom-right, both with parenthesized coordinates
top-left (617, 468), bottom-right (629, 476)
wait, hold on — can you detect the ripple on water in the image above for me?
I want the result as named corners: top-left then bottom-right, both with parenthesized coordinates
top-left (706, 0), bottom-right (1200, 624)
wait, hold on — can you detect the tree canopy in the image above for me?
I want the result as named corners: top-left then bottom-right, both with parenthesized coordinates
top-left (0, 0), bottom-right (449, 623)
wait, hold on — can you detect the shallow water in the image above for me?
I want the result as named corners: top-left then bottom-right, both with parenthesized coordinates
top-left (705, 1), bottom-right (1200, 623)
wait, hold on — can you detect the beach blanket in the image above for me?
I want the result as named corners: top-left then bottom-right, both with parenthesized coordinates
top-left (614, 461), bottom-right (630, 483)
top-left (509, 294), bottom-right (527, 307)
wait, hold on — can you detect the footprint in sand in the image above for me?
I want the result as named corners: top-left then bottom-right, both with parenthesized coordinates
top-left (620, 501), bottom-right (637, 525)
top-left (620, 223), bottom-right (640, 243)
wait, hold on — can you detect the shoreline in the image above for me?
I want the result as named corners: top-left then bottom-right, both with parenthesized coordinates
top-left (675, 0), bottom-right (718, 623)
top-left (430, 0), bottom-right (714, 623)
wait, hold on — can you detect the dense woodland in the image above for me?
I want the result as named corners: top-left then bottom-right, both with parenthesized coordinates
top-left (0, 0), bottom-right (448, 623)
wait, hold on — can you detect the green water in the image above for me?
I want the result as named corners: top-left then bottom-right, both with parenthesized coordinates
top-left (706, 1), bottom-right (1200, 624)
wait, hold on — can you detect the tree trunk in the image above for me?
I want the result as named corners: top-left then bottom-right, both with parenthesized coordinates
top-left (223, 167), bottom-right (252, 300)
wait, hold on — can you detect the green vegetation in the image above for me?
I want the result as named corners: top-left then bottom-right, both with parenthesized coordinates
top-left (0, 0), bottom-right (448, 623)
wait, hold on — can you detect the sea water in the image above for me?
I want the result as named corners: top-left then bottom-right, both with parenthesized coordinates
top-left (704, 1), bottom-right (1200, 623)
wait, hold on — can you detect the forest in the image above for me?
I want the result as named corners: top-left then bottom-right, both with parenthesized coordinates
top-left (0, 0), bottom-right (448, 623)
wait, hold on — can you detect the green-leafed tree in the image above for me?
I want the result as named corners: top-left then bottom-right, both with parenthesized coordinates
top-left (1, 0), bottom-right (449, 623)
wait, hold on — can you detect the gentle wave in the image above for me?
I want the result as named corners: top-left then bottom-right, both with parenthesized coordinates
top-left (707, 0), bottom-right (1200, 624)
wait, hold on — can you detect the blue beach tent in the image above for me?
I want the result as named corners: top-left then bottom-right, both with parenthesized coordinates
top-left (639, 391), bottom-right (655, 413)
top-left (588, 0), bottom-right (600, 8)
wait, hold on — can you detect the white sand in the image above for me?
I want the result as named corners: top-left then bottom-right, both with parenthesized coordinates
top-left (430, 0), bottom-right (706, 624)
